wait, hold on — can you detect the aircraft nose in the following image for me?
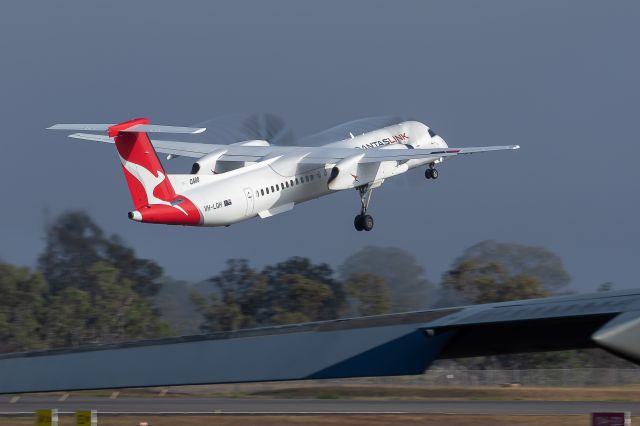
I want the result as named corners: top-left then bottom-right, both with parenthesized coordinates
top-left (428, 128), bottom-right (447, 147)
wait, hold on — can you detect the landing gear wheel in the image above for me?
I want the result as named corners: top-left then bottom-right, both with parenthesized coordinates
top-left (425, 168), bottom-right (439, 179)
top-left (425, 169), bottom-right (432, 179)
top-left (354, 185), bottom-right (375, 231)
top-left (362, 214), bottom-right (374, 231)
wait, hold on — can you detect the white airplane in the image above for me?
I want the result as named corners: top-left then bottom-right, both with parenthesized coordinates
top-left (49, 117), bottom-right (519, 231)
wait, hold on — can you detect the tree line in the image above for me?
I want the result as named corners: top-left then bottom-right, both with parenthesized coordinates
top-left (0, 212), bottom-right (170, 353)
top-left (0, 210), bottom-right (630, 369)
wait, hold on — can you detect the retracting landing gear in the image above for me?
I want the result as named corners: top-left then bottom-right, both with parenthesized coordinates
top-left (425, 163), bottom-right (439, 180)
top-left (354, 185), bottom-right (374, 232)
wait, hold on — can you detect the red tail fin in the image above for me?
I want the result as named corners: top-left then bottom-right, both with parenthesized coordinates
top-left (110, 118), bottom-right (176, 209)
top-left (109, 118), bottom-right (201, 225)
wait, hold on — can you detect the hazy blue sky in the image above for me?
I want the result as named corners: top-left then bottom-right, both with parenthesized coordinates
top-left (1, 1), bottom-right (638, 292)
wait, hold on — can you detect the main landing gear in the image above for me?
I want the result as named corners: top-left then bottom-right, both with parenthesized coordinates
top-left (354, 185), bottom-right (374, 232)
top-left (425, 163), bottom-right (439, 180)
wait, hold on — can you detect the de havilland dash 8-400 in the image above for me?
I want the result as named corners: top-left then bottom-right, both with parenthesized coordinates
top-left (49, 117), bottom-right (519, 231)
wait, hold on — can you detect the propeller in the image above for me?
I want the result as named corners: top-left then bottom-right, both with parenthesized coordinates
top-left (240, 113), bottom-right (296, 146)
top-left (188, 113), bottom-right (296, 146)
top-left (186, 113), bottom-right (428, 187)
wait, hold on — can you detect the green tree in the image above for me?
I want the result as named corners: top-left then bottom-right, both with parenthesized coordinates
top-left (194, 258), bottom-right (348, 331)
top-left (344, 272), bottom-right (392, 316)
top-left (442, 259), bottom-right (550, 304)
top-left (262, 257), bottom-right (346, 321)
top-left (0, 263), bottom-right (48, 352)
top-left (269, 274), bottom-right (334, 324)
top-left (440, 253), bottom-right (577, 370)
top-left (32, 210), bottom-right (172, 346)
top-left (38, 211), bottom-right (163, 298)
top-left (339, 246), bottom-right (433, 311)
top-left (44, 287), bottom-right (93, 347)
top-left (192, 292), bottom-right (248, 332)
top-left (452, 240), bottom-right (570, 291)
top-left (43, 262), bottom-right (171, 347)
top-left (192, 259), bottom-right (268, 332)
top-left (88, 262), bottom-right (168, 341)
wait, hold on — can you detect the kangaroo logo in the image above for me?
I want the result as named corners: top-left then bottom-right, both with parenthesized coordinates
top-left (118, 154), bottom-right (187, 215)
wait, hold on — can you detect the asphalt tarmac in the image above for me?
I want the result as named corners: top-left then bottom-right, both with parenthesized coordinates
top-left (0, 396), bottom-right (638, 415)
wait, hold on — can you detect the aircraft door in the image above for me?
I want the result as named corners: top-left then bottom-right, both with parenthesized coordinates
top-left (243, 187), bottom-right (255, 216)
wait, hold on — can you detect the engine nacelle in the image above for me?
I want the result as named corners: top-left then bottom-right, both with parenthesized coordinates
top-left (328, 154), bottom-right (364, 190)
top-left (191, 140), bottom-right (269, 175)
top-left (328, 151), bottom-right (410, 190)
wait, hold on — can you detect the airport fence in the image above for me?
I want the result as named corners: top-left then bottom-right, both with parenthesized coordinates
top-left (165, 368), bottom-right (640, 395)
top-left (343, 368), bottom-right (640, 387)
top-left (420, 368), bottom-right (640, 387)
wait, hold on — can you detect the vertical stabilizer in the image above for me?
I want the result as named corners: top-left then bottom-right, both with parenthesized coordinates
top-left (108, 118), bottom-right (201, 225)
top-left (110, 118), bottom-right (177, 210)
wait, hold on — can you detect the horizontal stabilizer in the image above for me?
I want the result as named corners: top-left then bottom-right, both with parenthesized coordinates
top-left (68, 133), bottom-right (113, 143)
top-left (124, 124), bottom-right (206, 134)
top-left (48, 124), bottom-right (112, 131)
top-left (48, 123), bottom-right (205, 134)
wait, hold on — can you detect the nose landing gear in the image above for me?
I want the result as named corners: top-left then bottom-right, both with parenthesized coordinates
top-left (354, 185), bottom-right (374, 231)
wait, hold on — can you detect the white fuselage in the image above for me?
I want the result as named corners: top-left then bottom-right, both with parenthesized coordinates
top-left (169, 121), bottom-right (447, 226)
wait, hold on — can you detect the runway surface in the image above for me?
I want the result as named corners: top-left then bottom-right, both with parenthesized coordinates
top-left (1, 396), bottom-right (639, 415)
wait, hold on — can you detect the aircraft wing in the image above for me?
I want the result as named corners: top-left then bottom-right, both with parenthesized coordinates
top-left (67, 133), bottom-right (518, 163)
top-left (299, 145), bottom-right (520, 164)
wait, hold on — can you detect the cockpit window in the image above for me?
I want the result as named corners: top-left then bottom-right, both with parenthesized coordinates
top-left (428, 128), bottom-right (436, 138)
top-left (170, 198), bottom-right (184, 206)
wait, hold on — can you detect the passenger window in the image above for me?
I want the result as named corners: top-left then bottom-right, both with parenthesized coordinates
top-left (295, 178), bottom-right (299, 185)
top-left (290, 180), bottom-right (294, 187)
top-left (305, 176), bottom-right (310, 183)
top-left (276, 184), bottom-right (280, 191)
top-left (271, 185), bottom-right (274, 192)
top-left (261, 189), bottom-right (264, 196)
top-left (285, 181), bottom-right (289, 188)
top-left (310, 175), bottom-right (314, 181)
top-left (266, 187), bottom-right (270, 194)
